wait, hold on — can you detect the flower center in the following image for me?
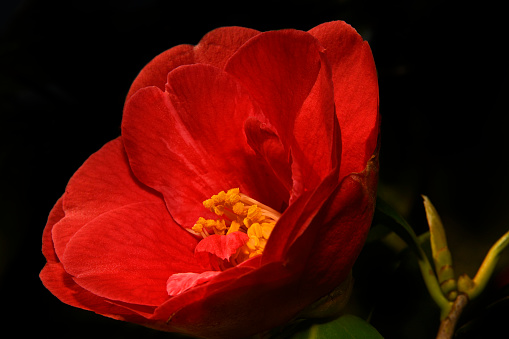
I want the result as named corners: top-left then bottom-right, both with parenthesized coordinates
top-left (190, 188), bottom-right (281, 263)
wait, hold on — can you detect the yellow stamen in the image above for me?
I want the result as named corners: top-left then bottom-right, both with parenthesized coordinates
top-left (191, 188), bottom-right (280, 264)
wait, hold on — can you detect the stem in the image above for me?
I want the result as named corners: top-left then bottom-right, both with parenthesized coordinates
top-left (415, 254), bottom-right (452, 319)
top-left (436, 294), bottom-right (469, 339)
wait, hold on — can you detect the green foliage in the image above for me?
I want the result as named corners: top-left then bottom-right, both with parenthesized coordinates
top-left (290, 315), bottom-right (383, 339)
top-left (372, 197), bottom-right (424, 259)
top-left (373, 197), bottom-right (452, 317)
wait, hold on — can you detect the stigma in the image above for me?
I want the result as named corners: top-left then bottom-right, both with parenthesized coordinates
top-left (190, 188), bottom-right (281, 263)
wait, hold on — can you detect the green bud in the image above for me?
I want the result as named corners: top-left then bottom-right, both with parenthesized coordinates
top-left (423, 196), bottom-right (457, 300)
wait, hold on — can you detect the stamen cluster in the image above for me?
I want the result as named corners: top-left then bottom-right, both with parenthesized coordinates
top-left (191, 188), bottom-right (281, 259)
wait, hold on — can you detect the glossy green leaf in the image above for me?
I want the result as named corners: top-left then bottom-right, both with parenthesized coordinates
top-left (291, 315), bottom-right (383, 339)
top-left (372, 197), bottom-right (423, 259)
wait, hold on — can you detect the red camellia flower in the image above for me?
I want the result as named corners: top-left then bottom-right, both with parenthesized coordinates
top-left (40, 21), bottom-right (379, 338)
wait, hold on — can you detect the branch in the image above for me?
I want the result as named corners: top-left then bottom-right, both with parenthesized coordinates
top-left (436, 294), bottom-right (469, 339)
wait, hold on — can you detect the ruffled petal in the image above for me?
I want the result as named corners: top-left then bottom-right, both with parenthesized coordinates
top-left (51, 137), bottom-right (160, 261)
top-left (292, 46), bottom-right (339, 181)
top-left (41, 194), bottom-right (160, 320)
top-left (42, 196), bottom-right (64, 263)
top-left (262, 164), bottom-right (340, 264)
top-left (125, 44), bottom-right (195, 101)
top-left (225, 30), bottom-right (321, 148)
top-left (195, 232), bottom-right (249, 260)
top-left (40, 262), bottom-right (156, 320)
top-left (153, 261), bottom-right (299, 339)
top-left (225, 29), bottom-right (338, 200)
top-left (309, 21), bottom-right (379, 179)
top-left (125, 26), bottom-right (260, 102)
top-left (167, 271), bottom-right (223, 296)
top-left (291, 151), bottom-right (379, 302)
top-left (62, 201), bottom-right (212, 306)
top-left (244, 117), bottom-right (293, 194)
top-left (194, 26), bottom-right (260, 69)
top-left (122, 64), bottom-right (287, 226)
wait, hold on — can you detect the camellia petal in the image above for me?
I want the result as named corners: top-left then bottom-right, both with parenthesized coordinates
top-left (225, 30), bottom-right (322, 144)
top-left (154, 261), bottom-right (297, 339)
top-left (41, 195), bottom-right (158, 320)
top-left (309, 21), bottom-right (379, 179)
top-left (50, 138), bottom-right (159, 261)
top-left (166, 271), bottom-right (223, 296)
top-left (126, 44), bottom-right (195, 101)
top-left (244, 117), bottom-right (293, 192)
top-left (122, 64), bottom-right (287, 226)
top-left (125, 26), bottom-right (260, 102)
top-left (41, 262), bottom-right (156, 321)
top-left (42, 197), bottom-right (63, 264)
top-left (193, 26), bottom-right (260, 69)
top-left (194, 232), bottom-right (249, 260)
top-left (62, 201), bottom-right (211, 306)
top-left (225, 29), bottom-right (340, 200)
top-left (289, 152), bottom-right (379, 303)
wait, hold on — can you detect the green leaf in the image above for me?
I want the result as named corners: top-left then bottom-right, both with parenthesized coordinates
top-left (373, 197), bottom-right (452, 317)
top-left (291, 315), bottom-right (383, 339)
top-left (372, 197), bottom-right (423, 259)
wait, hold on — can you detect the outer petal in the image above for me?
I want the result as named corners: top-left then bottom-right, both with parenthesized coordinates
top-left (62, 201), bottom-right (211, 306)
top-left (51, 138), bottom-right (160, 264)
top-left (309, 21), bottom-right (379, 179)
top-left (122, 64), bottom-right (287, 227)
top-left (291, 42), bottom-right (339, 196)
top-left (153, 261), bottom-right (298, 339)
top-left (225, 29), bottom-right (338, 199)
top-left (125, 27), bottom-right (260, 102)
top-left (126, 44), bottom-right (194, 101)
top-left (41, 262), bottom-right (156, 321)
top-left (42, 196), bottom-right (64, 263)
top-left (292, 150), bottom-right (379, 303)
top-left (41, 197), bottom-right (157, 320)
top-left (193, 26), bottom-right (260, 69)
top-left (225, 30), bottom-right (322, 145)
top-left (262, 164), bottom-right (340, 264)
top-left (166, 271), bottom-right (222, 296)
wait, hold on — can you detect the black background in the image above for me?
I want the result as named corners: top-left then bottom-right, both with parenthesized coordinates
top-left (1, 0), bottom-right (508, 338)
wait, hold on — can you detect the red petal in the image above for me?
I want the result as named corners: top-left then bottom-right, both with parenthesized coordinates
top-left (194, 26), bottom-right (260, 69)
top-left (62, 201), bottom-right (212, 306)
top-left (153, 261), bottom-right (300, 339)
top-left (244, 117), bottom-right (293, 194)
top-left (122, 65), bottom-right (286, 226)
top-left (262, 165), bottom-right (340, 264)
top-left (42, 196), bottom-right (64, 263)
top-left (225, 29), bottom-right (338, 200)
top-left (166, 271), bottom-right (222, 296)
top-left (40, 262), bottom-right (155, 321)
top-left (291, 152), bottom-right (379, 302)
top-left (125, 44), bottom-right (194, 101)
top-left (125, 26), bottom-right (260, 102)
top-left (309, 21), bottom-right (379, 179)
top-left (50, 138), bottom-right (159, 261)
top-left (290, 50), bottom-right (339, 200)
top-left (225, 30), bottom-right (322, 149)
top-left (195, 232), bottom-right (249, 260)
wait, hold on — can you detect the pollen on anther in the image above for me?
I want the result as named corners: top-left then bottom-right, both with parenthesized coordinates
top-left (190, 188), bottom-right (281, 264)
top-left (232, 202), bottom-right (245, 215)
